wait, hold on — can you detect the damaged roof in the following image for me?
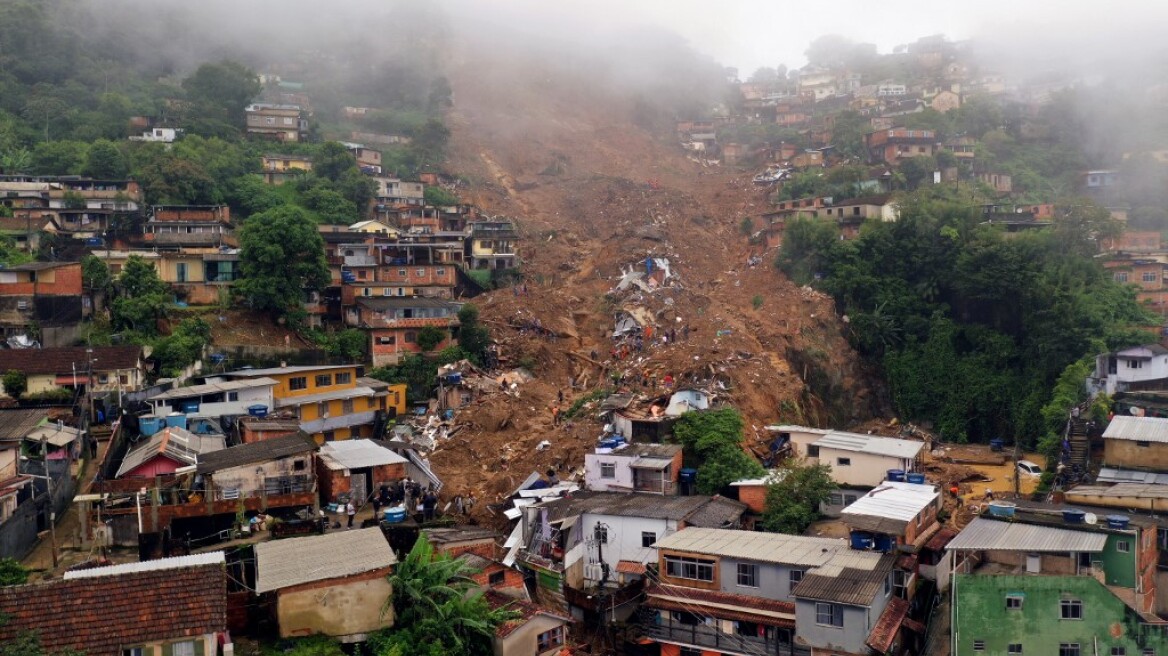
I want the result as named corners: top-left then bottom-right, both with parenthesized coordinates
top-left (791, 552), bottom-right (896, 606)
top-left (653, 527), bottom-right (844, 566)
top-left (534, 491), bottom-right (745, 526)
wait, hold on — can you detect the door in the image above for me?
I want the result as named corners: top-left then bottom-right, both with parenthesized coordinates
top-left (175, 262), bottom-right (187, 283)
top-left (350, 472), bottom-right (367, 504)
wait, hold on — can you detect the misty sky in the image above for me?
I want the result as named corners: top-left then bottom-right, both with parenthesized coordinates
top-left (464, 0), bottom-right (1168, 75)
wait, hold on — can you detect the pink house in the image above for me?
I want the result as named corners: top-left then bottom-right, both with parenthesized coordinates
top-left (115, 427), bottom-right (225, 479)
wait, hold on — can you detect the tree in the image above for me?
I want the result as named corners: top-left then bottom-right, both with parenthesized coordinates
top-left (455, 304), bottom-right (491, 364)
top-left (152, 318), bottom-right (211, 377)
top-left (313, 142), bottom-right (359, 183)
top-left (417, 326), bottom-right (447, 353)
top-left (237, 206), bottom-right (330, 317)
top-left (82, 139), bottom-right (128, 179)
top-left (775, 216), bottom-right (842, 285)
top-left (181, 60), bottom-right (260, 127)
top-left (761, 458), bottom-right (836, 534)
top-left (0, 557), bottom-right (28, 585)
top-left (30, 141), bottom-right (87, 175)
top-left (674, 408), bottom-right (765, 494)
top-left (0, 148), bottom-right (31, 174)
top-left (424, 186), bottom-right (459, 207)
top-left (111, 255), bottom-right (169, 334)
top-left (2, 370), bottom-right (27, 400)
top-left (696, 444), bottom-right (765, 495)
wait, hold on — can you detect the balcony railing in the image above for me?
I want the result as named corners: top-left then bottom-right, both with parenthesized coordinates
top-left (640, 619), bottom-right (806, 656)
top-left (633, 479), bottom-right (675, 494)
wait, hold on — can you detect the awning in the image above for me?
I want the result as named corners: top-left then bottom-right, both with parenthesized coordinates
top-left (54, 375), bottom-right (91, 385)
top-left (630, 457), bottom-right (673, 470)
top-left (26, 425), bottom-right (83, 447)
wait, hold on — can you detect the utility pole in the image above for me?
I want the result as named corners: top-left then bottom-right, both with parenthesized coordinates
top-left (22, 437), bottom-right (59, 568)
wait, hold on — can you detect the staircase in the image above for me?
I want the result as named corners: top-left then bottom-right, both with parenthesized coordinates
top-left (1067, 419), bottom-right (1091, 469)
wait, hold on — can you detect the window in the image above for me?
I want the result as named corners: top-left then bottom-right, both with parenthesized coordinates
top-left (537, 626), bottom-right (565, 652)
top-left (1144, 271), bottom-right (1159, 283)
top-left (884, 573), bottom-right (892, 596)
top-left (98, 374), bottom-right (110, 384)
top-left (641, 531), bottom-right (656, 548)
top-left (416, 268), bottom-right (426, 277)
top-left (383, 287), bottom-right (392, 296)
top-left (1060, 599), bottom-right (1083, 620)
top-left (283, 117), bottom-right (294, 126)
top-left (737, 563), bottom-right (759, 588)
top-left (844, 494), bottom-right (858, 505)
top-left (1117, 540), bottom-right (1131, 553)
top-left (1128, 359), bottom-right (1143, 369)
top-left (171, 642), bottom-right (196, 656)
top-left (664, 556), bottom-right (715, 582)
top-left (488, 570), bottom-right (506, 585)
top-left (123, 649), bottom-right (145, 656)
top-left (600, 463), bottom-right (616, 479)
top-left (343, 399), bottom-right (355, 414)
top-left (1061, 644), bottom-right (1081, 656)
top-left (378, 335), bottom-right (396, 345)
top-left (398, 268), bottom-right (407, 276)
top-left (1006, 594), bottom-right (1024, 610)
top-left (829, 493), bottom-right (844, 506)
top-left (1113, 648), bottom-right (1127, 656)
top-left (405, 331), bottom-right (417, 343)
top-left (1115, 272), bottom-right (1129, 283)
top-left (315, 374), bottom-right (333, 387)
top-left (336, 372), bottom-right (352, 385)
top-left (815, 602), bottom-right (843, 628)
top-left (806, 445), bottom-right (820, 457)
top-left (837, 457), bottom-right (851, 466)
top-left (437, 267), bottom-right (446, 276)
top-left (265, 117), bottom-right (275, 125)
top-left (323, 430), bottom-right (336, 442)
top-left (293, 459), bottom-right (306, 471)
top-left (289, 377), bottom-right (308, 391)
top-left (227, 391), bottom-right (239, 402)
top-left (1142, 650), bottom-right (1155, 656)
top-left (119, 374), bottom-right (129, 385)
top-left (1008, 645), bottom-right (1023, 655)
top-left (973, 641), bottom-right (986, 652)
top-left (318, 402), bottom-right (329, 417)
top-left (1138, 441), bottom-right (1151, 448)
top-left (593, 525), bottom-right (608, 542)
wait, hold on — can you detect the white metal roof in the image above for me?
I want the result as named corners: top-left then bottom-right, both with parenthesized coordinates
top-left (841, 481), bottom-right (938, 522)
top-left (629, 457), bottom-right (674, 470)
top-left (148, 377), bottom-right (277, 401)
top-left (254, 528), bottom-right (396, 592)
top-left (653, 527), bottom-right (845, 566)
top-left (765, 425), bottom-right (831, 435)
top-left (945, 517), bottom-right (1109, 553)
top-left (64, 551), bottom-right (224, 579)
top-left (319, 439), bottom-right (408, 471)
top-left (25, 424), bottom-right (83, 447)
top-left (1103, 416), bottom-right (1168, 443)
top-left (813, 431), bottom-right (925, 459)
top-left (273, 386), bottom-right (374, 408)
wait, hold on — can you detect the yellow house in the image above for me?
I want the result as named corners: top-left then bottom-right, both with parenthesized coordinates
top-left (261, 154), bottom-right (313, 185)
top-left (215, 365), bottom-right (405, 443)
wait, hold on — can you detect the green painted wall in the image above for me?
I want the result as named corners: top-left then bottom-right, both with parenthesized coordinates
top-left (953, 575), bottom-right (1168, 656)
top-left (1101, 533), bottom-right (1138, 589)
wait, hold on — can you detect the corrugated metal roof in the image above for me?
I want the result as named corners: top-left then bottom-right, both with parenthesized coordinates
top-left (629, 457), bottom-right (674, 470)
top-left (117, 428), bottom-right (224, 478)
top-left (1097, 467), bottom-right (1168, 485)
top-left (273, 386), bottom-right (374, 408)
top-left (147, 377), bottom-right (277, 401)
top-left (791, 552), bottom-right (896, 605)
top-left (813, 431), bottom-right (925, 458)
top-left (65, 552), bottom-right (224, 579)
top-left (319, 439), bottom-right (408, 470)
top-left (1103, 415), bottom-right (1168, 443)
top-left (255, 528), bottom-right (396, 592)
top-left (945, 517), bottom-right (1109, 552)
top-left (842, 482), bottom-right (938, 522)
top-left (654, 527), bottom-right (845, 566)
top-left (1067, 483), bottom-right (1168, 501)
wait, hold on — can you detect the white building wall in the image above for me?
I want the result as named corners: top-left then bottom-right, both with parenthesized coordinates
top-left (583, 453), bottom-right (635, 492)
top-left (817, 446), bottom-right (914, 487)
top-left (570, 514), bottom-right (677, 586)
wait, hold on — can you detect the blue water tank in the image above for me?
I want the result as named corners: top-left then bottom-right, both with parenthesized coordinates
top-left (906, 473), bottom-right (926, 485)
top-left (988, 501), bottom-right (1017, 518)
top-left (247, 405), bottom-right (269, 418)
top-left (679, 468), bottom-right (698, 483)
top-left (165, 413), bottom-right (188, 429)
top-left (1106, 514), bottom-right (1131, 530)
top-left (1063, 509), bottom-right (1086, 524)
top-left (181, 401), bottom-right (200, 414)
top-left (139, 415), bottom-right (163, 437)
top-left (874, 534), bottom-right (895, 553)
top-left (850, 531), bottom-right (875, 550)
top-left (887, 469), bottom-right (906, 482)
top-left (384, 507), bottom-right (407, 524)
top-left (990, 438), bottom-right (1005, 452)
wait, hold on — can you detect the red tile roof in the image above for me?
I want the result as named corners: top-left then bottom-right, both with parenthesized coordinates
top-left (0, 557), bottom-right (226, 656)
top-left (645, 583), bottom-right (795, 627)
top-left (484, 589), bottom-right (570, 639)
top-left (866, 596), bottom-right (910, 653)
top-left (0, 346), bottom-right (142, 376)
top-left (925, 527), bottom-right (960, 552)
top-left (616, 560), bottom-right (646, 575)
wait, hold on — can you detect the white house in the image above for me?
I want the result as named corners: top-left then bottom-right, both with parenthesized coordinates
top-left (1091, 344), bottom-right (1168, 395)
top-left (129, 127), bottom-right (182, 143)
top-left (770, 425), bottom-right (924, 487)
top-left (877, 83), bottom-right (908, 97)
top-left (584, 443), bottom-right (683, 495)
top-left (146, 377), bottom-right (277, 418)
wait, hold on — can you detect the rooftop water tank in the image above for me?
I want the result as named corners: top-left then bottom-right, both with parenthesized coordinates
top-left (1106, 514), bottom-right (1131, 530)
top-left (887, 469), bottom-right (906, 482)
top-left (1063, 509), bottom-right (1086, 524)
top-left (988, 501), bottom-right (1016, 518)
top-left (906, 472), bottom-right (926, 485)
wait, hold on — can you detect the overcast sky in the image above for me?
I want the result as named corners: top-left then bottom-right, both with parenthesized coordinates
top-left (457, 0), bottom-right (1168, 75)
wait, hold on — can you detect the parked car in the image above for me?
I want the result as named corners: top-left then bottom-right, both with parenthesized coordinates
top-left (1016, 460), bottom-right (1043, 477)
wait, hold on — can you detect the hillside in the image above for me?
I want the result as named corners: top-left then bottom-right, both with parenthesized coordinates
top-left (426, 34), bottom-right (882, 504)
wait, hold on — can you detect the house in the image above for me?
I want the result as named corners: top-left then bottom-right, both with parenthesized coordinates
top-left (238, 416), bottom-right (303, 444)
top-left (1079, 169), bottom-right (1120, 192)
top-left (115, 426), bottom-right (225, 478)
top-left (345, 143), bottom-right (383, 174)
top-left (1103, 230), bottom-right (1162, 254)
top-left (516, 492), bottom-right (747, 617)
top-left (461, 552), bottom-right (527, 598)
top-left (877, 83), bottom-right (908, 97)
top-left (0, 551), bottom-right (228, 656)
top-left (1091, 345), bottom-right (1168, 395)
top-left (245, 103), bottom-right (309, 141)
top-left (194, 431), bottom-right (318, 502)
top-left (0, 345), bottom-right (145, 398)
top-left (642, 528), bottom-right (844, 654)
top-left (1101, 415), bottom-right (1168, 471)
top-left (0, 215), bottom-right (47, 252)
top-left (0, 175), bottom-right (143, 240)
top-left (373, 177), bottom-right (425, 206)
top-left (840, 480), bottom-right (942, 551)
top-left (468, 220), bottom-right (519, 270)
top-left (91, 248), bottom-right (242, 304)
top-left (129, 127), bottom-right (182, 143)
top-left (145, 376), bottom-right (277, 421)
top-left (948, 511), bottom-right (1166, 656)
top-left (213, 365), bottom-right (401, 442)
top-left (349, 297), bottom-right (462, 366)
top-left (792, 551), bottom-right (906, 656)
top-left (261, 153), bottom-right (313, 184)
top-left (486, 589), bottom-right (573, 656)
top-left (349, 219), bottom-right (400, 236)
top-left (0, 409), bottom-right (48, 555)
top-left (975, 171), bottom-right (1012, 194)
top-left (1107, 255), bottom-right (1168, 309)
top-left (863, 129), bottom-right (937, 165)
top-left (941, 136), bottom-right (977, 159)
top-left (584, 442), bottom-right (684, 494)
top-left (142, 204), bottom-right (235, 249)
top-left (930, 90), bottom-right (962, 113)
top-left (254, 528), bottom-right (398, 640)
top-left (0, 261), bottom-right (88, 346)
top-left (775, 425), bottom-right (925, 487)
top-left (317, 438), bottom-right (408, 505)
top-left (427, 526), bottom-right (501, 559)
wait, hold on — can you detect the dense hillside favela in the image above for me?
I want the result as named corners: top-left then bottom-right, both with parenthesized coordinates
top-left (4, 1), bottom-right (1168, 654)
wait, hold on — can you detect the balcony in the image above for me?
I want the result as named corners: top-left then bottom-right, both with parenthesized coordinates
top-left (633, 479), bottom-right (675, 495)
top-left (640, 618), bottom-right (806, 656)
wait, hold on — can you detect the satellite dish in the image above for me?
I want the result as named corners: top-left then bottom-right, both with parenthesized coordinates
top-left (1085, 513), bottom-right (1098, 525)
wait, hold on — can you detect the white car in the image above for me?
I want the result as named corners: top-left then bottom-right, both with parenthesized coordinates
top-left (1016, 460), bottom-right (1043, 477)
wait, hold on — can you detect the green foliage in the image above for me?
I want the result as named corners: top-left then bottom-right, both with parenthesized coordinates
top-left (369, 348), bottom-right (469, 403)
top-left (783, 189), bottom-right (1153, 444)
top-left (751, 295), bottom-right (763, 310)
top-left (696, 444), bottom-right (765, 495)
top-left (81, 140), bottom-right (127, 179)
top-left (739, 216), bottom-right (754, 236)
top-left (424, 186), bottom-right (459, 207)
top-left (152, 318), bottom-right (211, 378)
top-left (674, 408), bottom-right (765, 494)
top-left (761, 458), bottom-right (837, 534)
top-left (416, 326), bottom-right (448, 353)
top-left (2, 370), bottom-right (28, 400)
top-left (80, 255), bottom-right (111, 295)
top-left (111, 255), bottom-right (170, 335)
top-left (311, 328), bottom-right (368, 362)
top-left (313, 142), bottom-right (359, 183)
top-left (0, 558), bottom-right (28, 586)
top-left (563, 387), bottom-right (613, 419)
top-left (455, 304), bottom-right (491, 364)
top-left (269, 636), bottom-right (346, 656)
top-left (237, 206), bottom-right (330, 317)
top-left (181, 60), bottom-right (261, 129)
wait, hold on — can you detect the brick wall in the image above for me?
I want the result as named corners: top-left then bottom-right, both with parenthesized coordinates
top-left (736, 483), bottom-right (767, 513)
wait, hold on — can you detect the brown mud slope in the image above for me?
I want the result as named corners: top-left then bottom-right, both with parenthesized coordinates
top-left (431, 36), bottom-right (883, 506)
